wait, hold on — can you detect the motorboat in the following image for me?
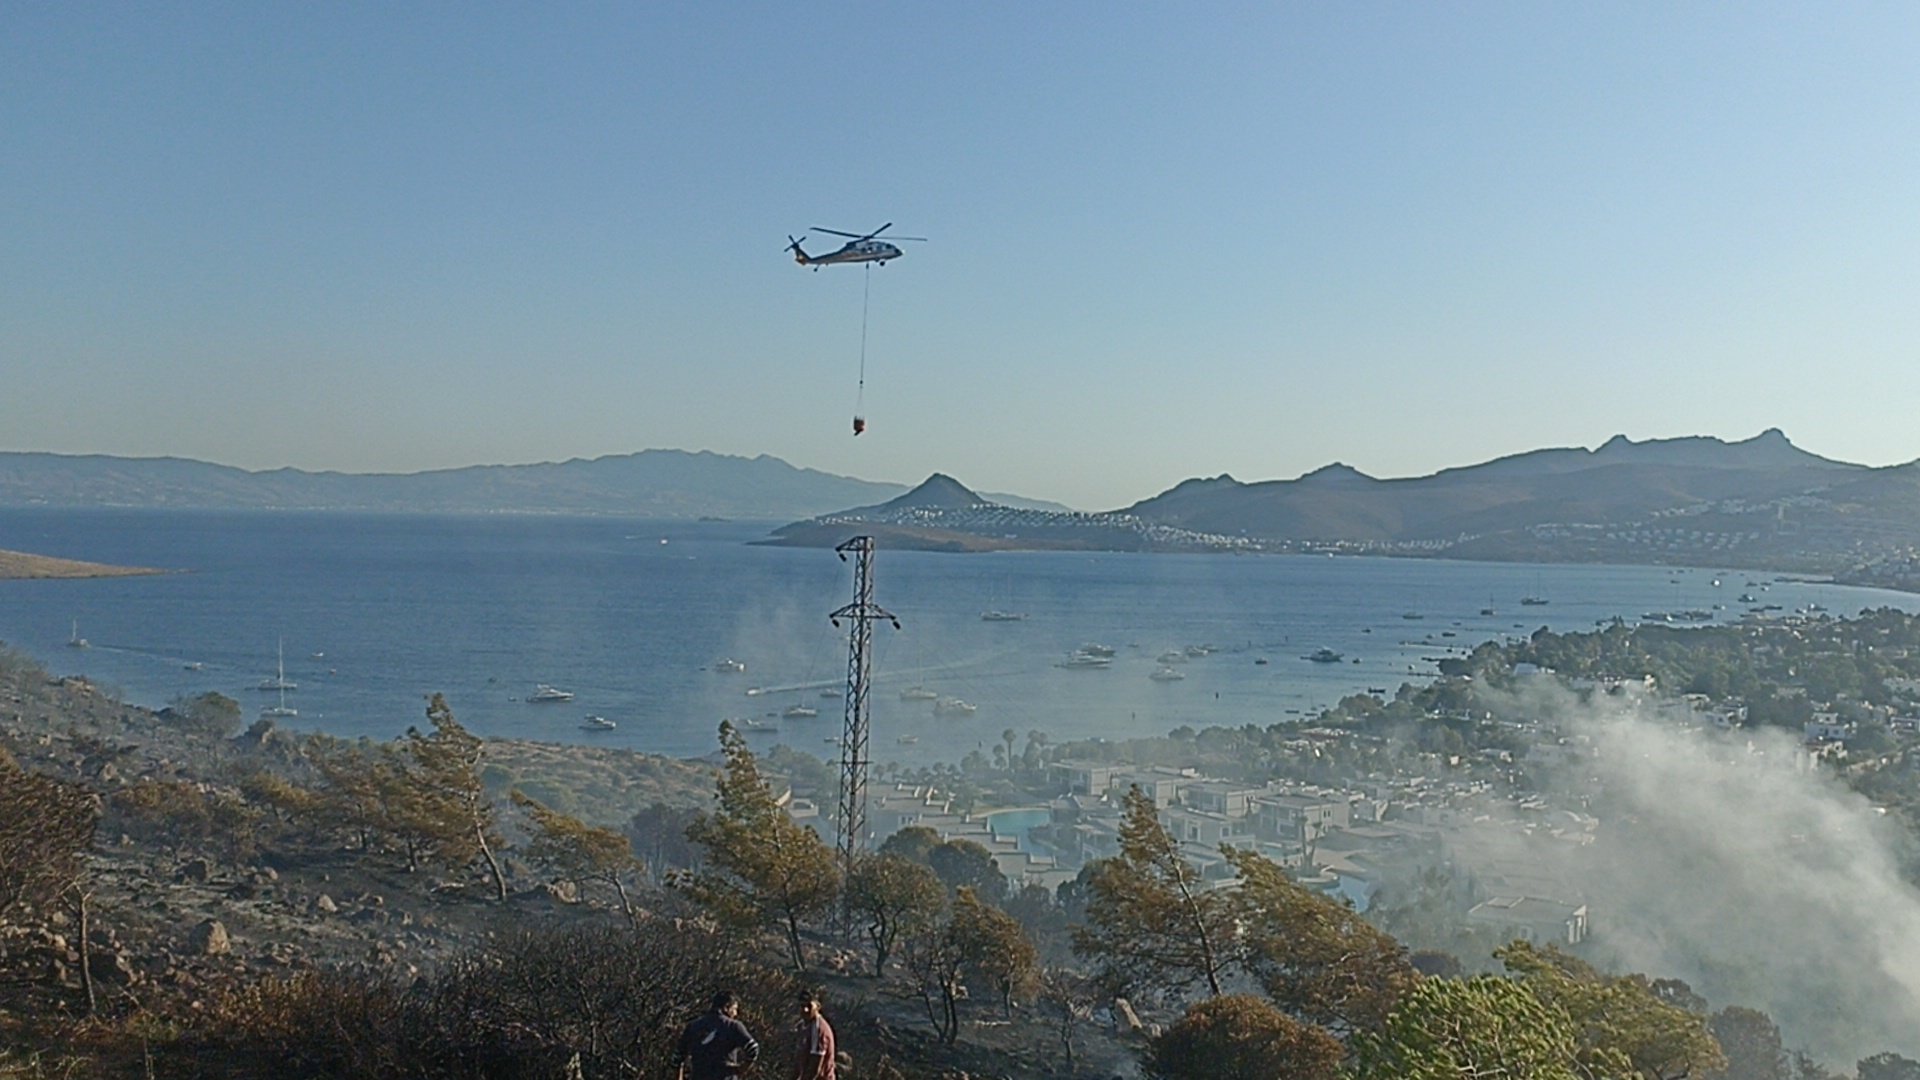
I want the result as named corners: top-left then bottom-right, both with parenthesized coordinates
top-left (1303, 648), bottom-right (1343, 663)
top-left (740, 717), bottom-right (778, 732)
top-left (1520, 597), bottom-right (1549, 606)
top-left (934, 697), bottom-right (977, 716)
top-left (1077, 643), bottom-right (1117, 658)
top-left (1149, 666), bottom-right (1186, 682)
top-left (1155, 650), bottom-right (1188, 664)
top-left (1057, 651), bottom-right (1113, 669)
top-left (712, 658), bottom-right (747, 674)
top-left (1185, 644), bottom-right (1212, 657)
top-left (529, 684), bottom-right (574, 703)
top-left (783, 704), bottom-right (819, 719)
top-left (257, 638), bottom-right (297, 692)
top-left (980, 610), bottom-right (1027, 622)
top-left (897, 734), bottom-right (919, 745)
top-left (899, 686), bottom-right (940, 701)
top-left (819, 687), bottom-right (843, 699)
top-left (580, 715), bottom-right (617, 731)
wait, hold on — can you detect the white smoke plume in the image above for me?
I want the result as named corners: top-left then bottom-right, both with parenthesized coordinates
top-left (1508, 682), bottom-right (1920, 1061)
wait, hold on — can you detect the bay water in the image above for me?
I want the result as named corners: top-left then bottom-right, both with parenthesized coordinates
top-left (2, 508), bottom-right (1912, 767)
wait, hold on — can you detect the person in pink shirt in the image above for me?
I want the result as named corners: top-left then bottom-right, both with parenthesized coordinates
top-left (794, 992), bottom-right (836, 1080)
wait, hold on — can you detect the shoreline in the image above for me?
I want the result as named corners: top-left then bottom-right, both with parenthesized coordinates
top-left (0, 547), bottom-right (169, 580)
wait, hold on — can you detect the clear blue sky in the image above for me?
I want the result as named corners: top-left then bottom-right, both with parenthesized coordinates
top-left (5, 3), bottom-right (1919, 509)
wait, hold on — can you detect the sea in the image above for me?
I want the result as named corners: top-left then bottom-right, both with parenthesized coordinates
top-left (2, 507), bottom-right (1914, 768)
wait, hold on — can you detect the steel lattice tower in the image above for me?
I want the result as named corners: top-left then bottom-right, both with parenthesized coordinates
top-left (829, 536), bottom-right (898, 869)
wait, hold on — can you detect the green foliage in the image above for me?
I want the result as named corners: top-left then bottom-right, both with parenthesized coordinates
top-left (901, 886), bottom-right (1038, 1043)
top-left (1143, 994), bottom-right (1343, 1080)
top-left (627, 801), bottom-right (704, 882)
top-left (1351, 975), bottom-right (1603, 1080)
top-left (1704, 1006), bottom-right (1787, 1080)
top-left (512, 790), bottom-right (641, 918)
top-left (405, 694), bottom-right (508, 900)
top-left (927, 838), bottom-right (1008, 902)
top-left (1074, 786), bottom-right (1234, 1000)
top-left (877, 825), bottom-right (941, 864)
top-left (950, 885), bottom-right (1037, 1017)
top-left (1498, 940), bottom-right (1724, 1080)
top-left (844, 852), bottom-right (945, 975)
top-left (1225, 846), bottom-right (1416, 1035)
top-left (110, 779), bottom-right (264, 860)
top-left (682, 721), bottom-right (841, 972)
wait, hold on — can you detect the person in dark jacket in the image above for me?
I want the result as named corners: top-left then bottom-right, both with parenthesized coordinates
top-left (678, 991), bottom-right (761, 1080)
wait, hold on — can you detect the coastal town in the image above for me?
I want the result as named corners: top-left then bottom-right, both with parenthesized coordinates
top-left (789, 605), bottom-right (1920, 971)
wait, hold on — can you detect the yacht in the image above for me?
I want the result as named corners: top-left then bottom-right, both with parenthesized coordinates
top-left (899, 686), bottom-right (940, 701)
top-left (256, 639), bottom-right (297, 692)
top-left (933, 697), bottom-right (977, 716)
top-left (529, 684), bottom-right (574, 703)
top-left (1057, 651), bottom-right (1113, 669)
top-left (782, 704), bottom-right (819, 719)
top-left (261, 679), bottom-right (298, 719)
top-left (580, 715), bottom-right (616, 731)
top-left (712, 658), bottom-right (747, 674)
top-left (1149, 666), bottom-right (1186, 682)
top-left (1302, 648), bottom-right (1344, 663)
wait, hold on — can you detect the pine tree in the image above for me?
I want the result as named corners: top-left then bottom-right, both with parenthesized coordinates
top-left (1074, 785), bottom-right (1233, 998)
top-left (405, 694), bottom-right (508, 900)
top-left (682, 721), bottom-right (841, 971)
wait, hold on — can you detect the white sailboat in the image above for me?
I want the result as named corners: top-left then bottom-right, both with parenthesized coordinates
top-left (66, 619), bottom-right (89, 649)
top-left (261, 681), bottom-right (298, 719)
top-left (256, 638), bottom-right (297, 692)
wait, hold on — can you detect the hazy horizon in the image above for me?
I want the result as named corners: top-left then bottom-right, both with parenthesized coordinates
top-left (7, 6), bottom-right (1920, 508)
top-left (0, 423), bottom-right (1879, 514)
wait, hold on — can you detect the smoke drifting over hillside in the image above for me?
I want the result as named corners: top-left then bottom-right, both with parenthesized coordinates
top-left (1519, 684), bottom-right (1920, 1061)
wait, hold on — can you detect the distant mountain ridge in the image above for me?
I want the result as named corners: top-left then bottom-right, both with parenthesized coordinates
top-left (1118, 428), bottom-right (1862, 543)
top-left (766, 431), bottom-right (1920, 573)
top-left (0, 451), bottom-right (1068, 521)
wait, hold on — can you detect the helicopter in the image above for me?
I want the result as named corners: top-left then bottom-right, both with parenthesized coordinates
top-left (785, 223), bottom-right (926, 269)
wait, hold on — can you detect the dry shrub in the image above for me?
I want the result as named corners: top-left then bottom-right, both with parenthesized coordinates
top-left (184, 969), bottom-right (407, 1077)
top-left (164, 919), bottom-right (800, 1078)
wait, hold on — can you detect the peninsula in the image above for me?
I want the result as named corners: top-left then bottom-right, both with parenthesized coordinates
top-left (0, 547), bottom-right (164, 580)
